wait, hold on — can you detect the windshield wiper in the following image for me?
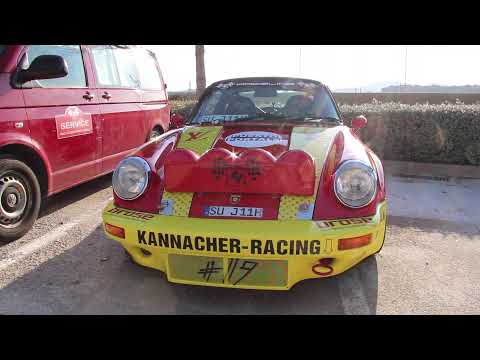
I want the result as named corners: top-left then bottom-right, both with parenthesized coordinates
top-left (287, 116), bottom-right (341, 124)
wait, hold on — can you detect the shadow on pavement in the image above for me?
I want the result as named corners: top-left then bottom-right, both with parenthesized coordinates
top-left (39, 174), bottom-right (112, 218)
top-left (0, 223), bottom-right (379, 315)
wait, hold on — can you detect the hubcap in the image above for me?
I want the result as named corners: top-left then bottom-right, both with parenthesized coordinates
top-left (6, 193), bottom-right (17, 207)
top-left (0, 175), bottom-right (28, 226)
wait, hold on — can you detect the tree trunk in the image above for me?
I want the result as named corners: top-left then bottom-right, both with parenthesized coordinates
top-left (195, 45), bottom-right (206, 98)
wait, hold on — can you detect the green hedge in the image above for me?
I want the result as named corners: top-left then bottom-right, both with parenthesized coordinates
top-left (171, 100), bottom-right (480, 166)
top-left (341, 102), bottom-right (480, 166)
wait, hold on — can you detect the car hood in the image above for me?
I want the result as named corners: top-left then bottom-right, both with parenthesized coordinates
top-left (164, 124), bottom-right (343, 195)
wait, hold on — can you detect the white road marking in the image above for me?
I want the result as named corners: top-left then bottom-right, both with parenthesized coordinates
top-left (0, 222), bottom-right (79, 272)
top-left (337, 268), bottom-right (371, 315)
top-left (0, 198), bottom-right (112, 273)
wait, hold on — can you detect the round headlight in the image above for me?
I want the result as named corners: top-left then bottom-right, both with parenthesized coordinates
top-left (112, 157), bottom-right (151, 200)
top-left (334, 160), bottom-right (377, 208)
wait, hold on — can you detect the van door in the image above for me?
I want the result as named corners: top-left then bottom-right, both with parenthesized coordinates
top-left (21, 45), bottom-right (103, 194)
top-left (88, 45), bottom-right (147, 173)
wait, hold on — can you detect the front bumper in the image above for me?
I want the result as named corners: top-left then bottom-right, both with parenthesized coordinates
top-left (102, 201), bottom-right (387, 290)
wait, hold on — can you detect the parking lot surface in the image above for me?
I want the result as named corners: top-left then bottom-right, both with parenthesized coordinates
top-left (0, 174), bottom-right (479, 314)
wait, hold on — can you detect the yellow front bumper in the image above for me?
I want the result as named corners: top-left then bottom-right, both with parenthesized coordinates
top-left (102, 201), bottom-right (387, 290)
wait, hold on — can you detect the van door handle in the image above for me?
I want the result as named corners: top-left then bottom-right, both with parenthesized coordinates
top-left (83, 92), bottom-right (95, 100)
top-left (102, 92), bottom-right (112, 100)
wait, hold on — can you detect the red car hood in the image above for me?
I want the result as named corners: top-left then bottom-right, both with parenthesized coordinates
top-left (158, 123), bottom-right (368, 220)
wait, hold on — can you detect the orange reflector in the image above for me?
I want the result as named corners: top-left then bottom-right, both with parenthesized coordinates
top-left (105, 223), bottom-right (125, 239)
top-left (338, 234), bottom-right (372, 250)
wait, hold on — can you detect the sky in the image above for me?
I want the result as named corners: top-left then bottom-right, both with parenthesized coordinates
top-left (144, 45), bottom-right (480, 92)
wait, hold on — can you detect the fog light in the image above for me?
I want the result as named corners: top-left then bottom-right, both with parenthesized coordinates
top-left (104, 223), bottom-right (125, 239)
top-left (338, 234), bottom-right (372, 250)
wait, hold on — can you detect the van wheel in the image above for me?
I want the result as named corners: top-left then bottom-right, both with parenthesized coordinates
top-left (148, 127), bottom-right (163, 141)
top-left (0, 157), bottom-right (41, 243)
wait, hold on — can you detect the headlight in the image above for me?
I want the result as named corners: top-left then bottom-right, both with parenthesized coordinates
top-left (112, 157), bottom-right (151, 200)
top-left (334, 160), bottom-right (377, 208)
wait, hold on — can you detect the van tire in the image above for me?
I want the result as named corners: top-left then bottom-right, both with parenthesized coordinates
top-left (148, 127), bottom-right (163, 141)
top-left (0, 156), bottom-right (41, 243)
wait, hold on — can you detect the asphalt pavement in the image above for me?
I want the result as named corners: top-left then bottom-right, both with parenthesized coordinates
top-left (0, 174), bottom-right (479, 314)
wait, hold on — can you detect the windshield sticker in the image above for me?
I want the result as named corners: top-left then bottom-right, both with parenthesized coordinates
top-left (216, 81), bottom-right (319, 89)
top-left (199, 114), bottom-right (249, 122)
top-left (55, 106), bottom-right (93, 139)
top-left (224, 131), bottom-right (289, 148)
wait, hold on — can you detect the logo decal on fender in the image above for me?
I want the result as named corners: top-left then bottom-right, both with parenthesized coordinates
top-left (315, 217), bottom-right (374, 229)
top-left (55, 106), bottom-right (93, 139)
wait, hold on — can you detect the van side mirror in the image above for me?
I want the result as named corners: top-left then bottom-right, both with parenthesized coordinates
top-left (17, 55), bottom-right (68, 84)
top-left (351, 115), bottom-right (368, 132)
top-left (170, 112), bottom-right (185, 129)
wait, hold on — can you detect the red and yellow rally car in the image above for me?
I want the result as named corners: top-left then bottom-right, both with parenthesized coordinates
top-left (102, 77), bottom-right (386, 290)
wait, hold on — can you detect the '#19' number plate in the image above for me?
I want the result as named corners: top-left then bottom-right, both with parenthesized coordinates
top-left (168, 254), bottom-right (288, 287)
top-left (203, 206), bottom-right (263, 218)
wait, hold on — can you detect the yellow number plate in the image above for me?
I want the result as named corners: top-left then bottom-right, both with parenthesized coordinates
top-left (168, 254), bottom-right (288, 288)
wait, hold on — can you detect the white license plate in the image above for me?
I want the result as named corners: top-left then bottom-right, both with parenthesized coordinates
top-left (203, 206), bottom-right (263, 218)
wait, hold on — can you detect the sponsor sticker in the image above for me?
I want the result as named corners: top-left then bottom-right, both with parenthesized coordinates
top-left (296, 203), bottom-right (314, 220)
top-left (137, 231), bottom-right (322, 256)
top-left (55, 106), bottom-right (93, 139)
top-left (159, 199), bottom-right (174, 215)
top-left (199, 114), bottom-right (248, 122)
top-left (107, 207), bottom-right (155, 221)
top-left (224, 131), bottom-right (288, 148)
top-left (315, 217), bottom-right (374, 229)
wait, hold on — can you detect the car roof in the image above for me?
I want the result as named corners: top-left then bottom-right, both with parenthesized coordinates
top-left (209, 77), bottom-right (326, 88)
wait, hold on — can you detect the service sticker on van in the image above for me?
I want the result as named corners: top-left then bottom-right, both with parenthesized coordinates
top-left (55, 106), bottom-right (93, 139)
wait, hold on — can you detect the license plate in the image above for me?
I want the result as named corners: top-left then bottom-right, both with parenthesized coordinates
top-left (203, 206), bottom-right (263, 218)
top-left (168, 254), bottom-right (288, 288)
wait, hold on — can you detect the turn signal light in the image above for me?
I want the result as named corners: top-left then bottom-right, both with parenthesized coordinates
top-left (338, 234), bottom-right (372, 250)
top-left (105, 223), bottom-right (125, 239)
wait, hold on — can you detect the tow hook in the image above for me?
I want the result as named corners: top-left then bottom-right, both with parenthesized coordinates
top-left (312, 258), bottom-right (334, 276)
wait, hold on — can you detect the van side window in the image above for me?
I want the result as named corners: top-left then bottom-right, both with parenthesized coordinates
top-left (136, 50), bottom-right (164, 90)
top-left (90, 46), bottom-right (121, 87)
top-left (24, 45), bottom-right (86, 88)
top-left (91, 46), bottom-right (140, 88)
top-left (113, 48), bottom-right (140, 88)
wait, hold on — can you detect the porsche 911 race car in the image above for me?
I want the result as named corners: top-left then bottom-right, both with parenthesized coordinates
top-left (102, 77), bottom-right (386, 290)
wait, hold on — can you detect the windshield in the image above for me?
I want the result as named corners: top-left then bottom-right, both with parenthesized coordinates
top-left (189, 79), bottom-right (341, 124)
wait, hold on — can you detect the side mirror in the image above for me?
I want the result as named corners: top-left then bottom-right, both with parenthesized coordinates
top-left (17, 55), bottom-right (68, 84)
top-left (351, 115), bottom-right (368, 132)
top-left (170, 112), bottom-right (185, 129)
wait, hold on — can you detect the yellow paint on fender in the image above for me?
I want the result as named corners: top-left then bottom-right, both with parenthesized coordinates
top-left (278, 126), bottom-right (338, 220)
top-left (175, 126), bottom-right (223, 155)
top-left (161, 126), bottom-right (223, 216)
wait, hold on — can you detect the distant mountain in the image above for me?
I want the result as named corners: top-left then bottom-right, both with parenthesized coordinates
top-left (335, 81), bottom-right (401, 93)
top-left (382, 84), bottom-right (480, 93)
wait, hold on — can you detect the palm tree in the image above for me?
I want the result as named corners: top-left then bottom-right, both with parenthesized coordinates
top-left (195, 45), bottom-right (206, 98)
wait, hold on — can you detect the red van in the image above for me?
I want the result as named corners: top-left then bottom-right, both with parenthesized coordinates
top-left (0, 45), bottom-right (171, 241)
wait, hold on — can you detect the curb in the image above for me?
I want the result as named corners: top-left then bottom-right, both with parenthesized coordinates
top-left (383, 160), bottom-right (480, 180)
